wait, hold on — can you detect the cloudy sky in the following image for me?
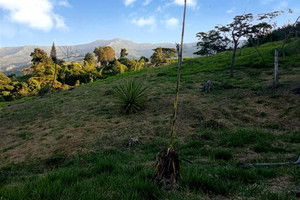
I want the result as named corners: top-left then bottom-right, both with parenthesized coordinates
top-left (0, 0), bottom-right (299, 46)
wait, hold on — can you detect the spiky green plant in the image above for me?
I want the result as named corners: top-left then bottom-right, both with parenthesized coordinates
top-left (113, 80), bottom-right (147, 114)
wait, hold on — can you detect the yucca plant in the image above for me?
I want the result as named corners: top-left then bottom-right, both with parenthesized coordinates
top-left (113, 80), bottom-right (147, 114)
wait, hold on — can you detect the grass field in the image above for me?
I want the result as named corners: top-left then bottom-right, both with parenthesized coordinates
top-left (0, 40), bottom-right (299, 199)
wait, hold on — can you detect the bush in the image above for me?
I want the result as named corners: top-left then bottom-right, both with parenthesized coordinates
top-left (113, 80), bottom-right (147, 114)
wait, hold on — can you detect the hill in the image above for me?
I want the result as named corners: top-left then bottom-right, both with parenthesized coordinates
top-left (0, 38), bottom-right (198, 74)
top-left (0, 40), bottom-right (299, 199)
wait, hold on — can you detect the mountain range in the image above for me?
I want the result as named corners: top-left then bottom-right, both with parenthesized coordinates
top-left (0, 38), bottom-right (198, 74)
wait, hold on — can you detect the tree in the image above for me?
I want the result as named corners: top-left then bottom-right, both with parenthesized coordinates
top-left (84, 52), bottom-right (95, 67)
top-left (0, 72), bottom-right (11, 84)
top-left (247, 22), bottom-right (273, 64)
top-left (150, 48), bottom-right (163, 66)
top-left (279, 16), bottom-right (300, 57)
top-left (30, 48), bottom-right (53, 76)
top-left (161, 48), bottom-right (177, 63)
top-left (50, 42), bottom-right (57, 63)
top-left (93, 47), bottom-right (105, 66)
top-left (194, 30), bottom-right (229, 56)
top-left (139, 56), bottom-right (149, 62)
top-left (216, 13), bottom-right (253, 77)
top-left (94, 46), bottom-right (115, 67)
top-left (120, 48), bottom-right (128, 58)
top-left (49, 42), bottom-right (58, 96)
top-left (150, 47), bottom-right (177, 66)
top-left (119, 58), bottom-right (136, 70)
top-left (132, 59), bottom-right (144, 71)
top-left (245, 11), bottom-right (283, 64)
top-left (59, 45), bottom-right (78, 60)
top-left (112, 61), bottom-right (128, 74)
top-left (103, 46), bottom-right (116, 62)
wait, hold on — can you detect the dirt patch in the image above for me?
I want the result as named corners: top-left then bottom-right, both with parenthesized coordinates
top-left (236, 148), bottom-right (263, 162)
top-left (268, 176), bottom-right (292, 192)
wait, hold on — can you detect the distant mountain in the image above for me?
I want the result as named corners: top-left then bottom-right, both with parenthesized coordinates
top-left (0, 38), bottom-right (198, 75)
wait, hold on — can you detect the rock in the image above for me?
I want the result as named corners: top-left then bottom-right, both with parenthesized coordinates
top-left (202, 80), bottom-right (213, 93)
top-left (128, 137), bottom-right (139, 147)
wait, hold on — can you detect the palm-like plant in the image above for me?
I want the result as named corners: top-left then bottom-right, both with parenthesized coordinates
top-left (113, 80), bottom-right (147, 114)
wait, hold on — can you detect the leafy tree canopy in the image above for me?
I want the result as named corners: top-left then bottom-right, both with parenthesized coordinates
top-left (151, 47), bottom-right (177, 66)
top-left (120, 48), bottom-right (128, 58)
top-left (194, 30), bottom-right (229, 56)
top-left (50, 42), bottom-right (57, 63)
top-left (84, 52), bottom-right (95, 67)
top-left (94, 46), bottom-right (115, 66)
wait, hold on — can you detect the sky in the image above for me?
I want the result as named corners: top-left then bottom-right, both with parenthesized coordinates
top-left (0, 0), bottom-right (299, 47)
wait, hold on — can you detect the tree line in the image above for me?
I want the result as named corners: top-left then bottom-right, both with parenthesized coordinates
top-left (0, 44), bottom-right (177, 102)
top-left (194, 9), bottom-right (299, 77)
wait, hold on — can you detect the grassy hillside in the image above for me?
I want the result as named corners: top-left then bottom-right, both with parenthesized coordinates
top-left (0, 40), bottom-right (299, 199)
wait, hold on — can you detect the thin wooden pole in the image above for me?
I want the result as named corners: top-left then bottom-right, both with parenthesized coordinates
top-left (273, 50), bottom-right (278, 88)
top-left (169, 0), bottom-right (186, 148)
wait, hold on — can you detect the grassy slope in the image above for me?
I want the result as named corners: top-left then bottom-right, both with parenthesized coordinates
top-left (0, 40), bottom-right (299, 199)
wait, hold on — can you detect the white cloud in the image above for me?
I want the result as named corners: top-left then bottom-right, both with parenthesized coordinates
top-left (124, 0), bottom-right (136, 6)
top-left (156, 6), bottom-right (163, 12)
top-left (143, 0), bottom-right (152, 6)
top-left (163, 17), bottom-right (179, 29)
top-left (57, 0), bottom-right (71, 7)
top-left (226, 7), bottom-right (235, 14)
top-left (54, 14), bottom-right (67, 29)
top-left (132, 16), bottom-right (156, 27)
top-left (173, 0), bottom-right (197, 8)
top-left (0, 0), bottom-right (68, 31)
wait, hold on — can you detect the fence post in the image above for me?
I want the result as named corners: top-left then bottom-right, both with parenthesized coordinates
top-left (273, 50), bottom-right (279, 88)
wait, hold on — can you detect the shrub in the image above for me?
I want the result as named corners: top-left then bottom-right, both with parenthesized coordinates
top-left (113, 80), bottom-right (147, 114)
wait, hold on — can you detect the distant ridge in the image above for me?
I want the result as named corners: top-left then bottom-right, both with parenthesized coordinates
top-left (0, 38), bottom-right (198, 74)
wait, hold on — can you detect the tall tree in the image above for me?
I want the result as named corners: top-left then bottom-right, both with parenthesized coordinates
top-left (103, 46), bottom-right (115, 62)
top-left (59, 45), bottom-right (78, 60)
top-left (150, 47), bottom-right (177, 66)
top-left (245, 11), bottom-right (283, 64)
top-left (84, 52), bottom-right (95, 67)
top-left (30, 48), bottom-right (53, 76)
top-left (216, 13), bottom-right (253, 77)
top-left (150, 48), bottom-right (163, 66)
top-left (247, 22), bottom-right (273, 64)
top-left (194, 30), bottom-right (229, 56)
top-left (279, 15), bottom-right (299, 57)
top-left (50, 42), bottom-right (57, 63)
top-left (94, 46), bottom-right (115, 67)
top-left (120, 48), bottom-right (128, 58)
top-left (50, 42), bottom-right (58, 96)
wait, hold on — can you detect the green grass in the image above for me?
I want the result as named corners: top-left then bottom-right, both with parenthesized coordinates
top-left (0, 40), bottom-right (299, 199)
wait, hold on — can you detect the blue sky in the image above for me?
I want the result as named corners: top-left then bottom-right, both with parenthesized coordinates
top-left (0, 0), bottom-right (299, 47)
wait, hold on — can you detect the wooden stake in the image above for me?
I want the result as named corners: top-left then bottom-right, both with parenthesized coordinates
top-left (273, 50), bottom-right (278, 88)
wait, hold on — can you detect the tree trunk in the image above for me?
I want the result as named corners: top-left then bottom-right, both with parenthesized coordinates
top-left (49, 63), bottom-right (57, 97)
top-left (238, 47), bottom-right (242, 56)
top-left (230, 43), bottom-right (238, 77)
top-left (273, 50), bottom-right (279, 88)
top-left (250, 38), bottom-right (266, 65)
